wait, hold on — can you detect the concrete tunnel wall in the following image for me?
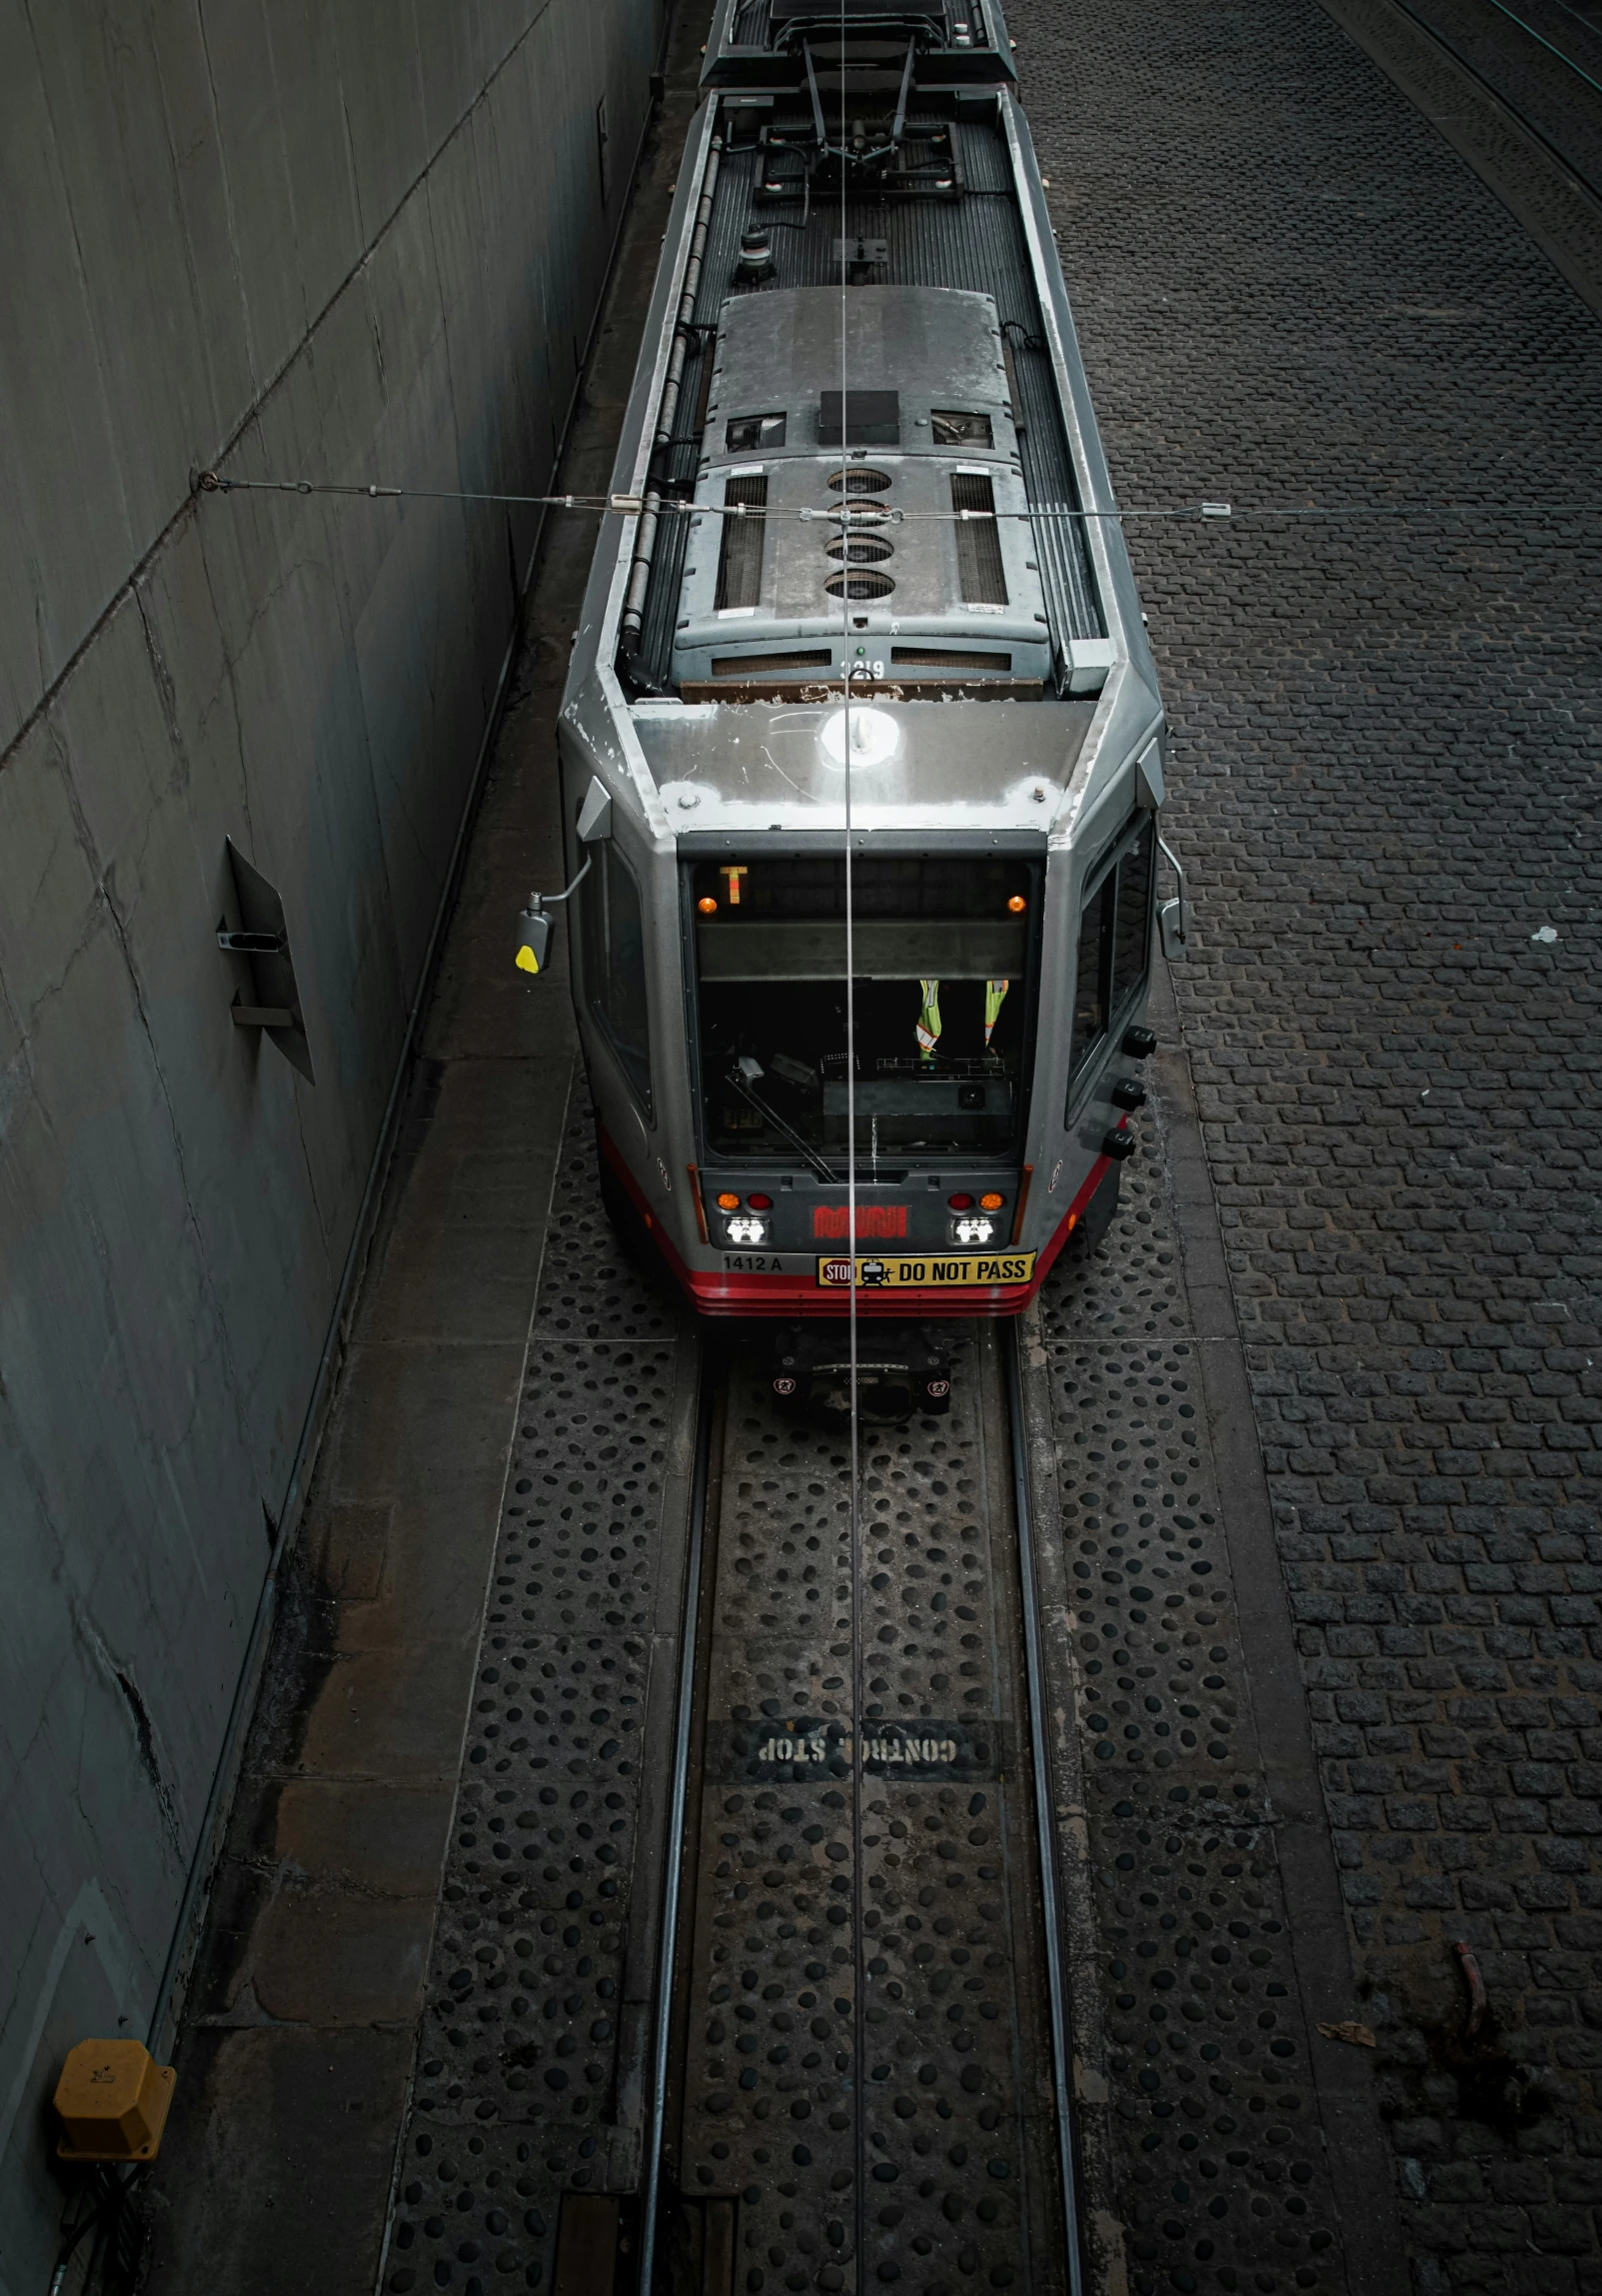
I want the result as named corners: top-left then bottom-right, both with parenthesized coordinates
top-left (0, 0), bottom-right (664, 2278)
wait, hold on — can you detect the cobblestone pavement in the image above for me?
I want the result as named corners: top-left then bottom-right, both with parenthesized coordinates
top-left (1034, 1141), bottom-right (1354, 2296)
top-left (379, 1098), bottom-right (697, 2294)
top-left (1014, 0), bottom-right (1602, 2287)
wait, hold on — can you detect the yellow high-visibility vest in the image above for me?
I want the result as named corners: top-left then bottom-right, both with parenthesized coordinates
top-left (916, 979), bottom-right (941, 1062)
top-left (984, 979), bottom-right (1009, 1045)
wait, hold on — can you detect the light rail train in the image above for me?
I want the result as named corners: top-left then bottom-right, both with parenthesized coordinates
top-left (530, 0), bottom-right (1179, 1330)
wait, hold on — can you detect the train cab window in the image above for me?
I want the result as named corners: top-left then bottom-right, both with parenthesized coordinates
top-left (1066, 816), bottom-right (1155, 1110)
top-left (1069, 876), bottom-right (1115, 1081)
top-left (726, 414), bottom-right (786, 451)
top-left (1111, 820), bottom-right (1154, 1011)
top-left (582, 844), bottom-right (653, 1119)
top-left (689, 855), bottom-right (1039, 1164)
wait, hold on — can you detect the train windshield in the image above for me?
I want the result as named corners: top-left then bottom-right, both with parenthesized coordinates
top-left (689, 855), bottom-right (1039, 1165)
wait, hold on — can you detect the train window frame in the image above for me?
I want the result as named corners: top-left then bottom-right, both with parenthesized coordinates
top-left (580, 842), bottom-right (654, 1123)
top-left (931, 410), bottom-right (993, 449)
top-left (1064, 813), bottom-right (1155, 1118)
top-left (726, 413), bottom-right (786, 451)
top-left (681, 853), bottom-right (1043, 1170)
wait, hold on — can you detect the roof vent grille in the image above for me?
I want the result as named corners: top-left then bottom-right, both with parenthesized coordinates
top-left (716, 475), bottom-right (769, 610)
top-left (950, 472), bottom-right (1006, 605)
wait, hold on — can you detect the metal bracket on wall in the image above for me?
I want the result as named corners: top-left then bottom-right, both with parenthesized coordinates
top-left (218, 838), bottom-right (315, 1084)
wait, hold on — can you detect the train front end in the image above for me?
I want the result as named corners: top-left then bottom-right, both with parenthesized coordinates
top-left (541, 5), bottom-right (1174, 1324)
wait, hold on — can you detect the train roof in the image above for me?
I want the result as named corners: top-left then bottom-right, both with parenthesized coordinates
top-left (562, 7), bottom-right (1162, 847)
top-left (701, 0), bottom-right (1019, 91)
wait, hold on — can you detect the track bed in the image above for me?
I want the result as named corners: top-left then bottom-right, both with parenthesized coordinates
top-left (662, 1330), bottom-right (1071, 2290)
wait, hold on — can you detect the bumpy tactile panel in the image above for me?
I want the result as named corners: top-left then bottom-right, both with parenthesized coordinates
top-left (498, 1339), bottom-right (680, 1634)
top-left (535, 1102), bottom-right (680, 1345)
top-left (675, 1335), bottom-right (1070, 2296)
top-left (385, 2121), bottom-right (568, 2294)
top-left (1041, 1112), bottom-right (1344, 2295)
top-left (383, 1088), bottom-right (692, 2290)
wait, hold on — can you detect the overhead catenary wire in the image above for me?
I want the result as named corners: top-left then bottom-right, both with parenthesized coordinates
top-left (833, 8), bottom-right (869, 2287)
top-left (192, 472), bottom-right (1602, 524)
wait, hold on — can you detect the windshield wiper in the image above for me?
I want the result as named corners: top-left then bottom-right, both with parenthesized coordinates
top-left (726, 1059), bottom-right (837, 1186)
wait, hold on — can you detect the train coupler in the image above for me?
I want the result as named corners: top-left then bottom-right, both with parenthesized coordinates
top-left (767, 1322), bottom-right (952, 1424)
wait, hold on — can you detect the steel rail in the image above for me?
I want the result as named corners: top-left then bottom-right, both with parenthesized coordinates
top-left (1456, 0), bottom-right (1602, 100)
top-left (636, 1344), bottom-right (716, 2296)
top-left (1003, 1319), bottom-right (1087, 2296)
top-left (1379, 0), bottom-right (1602, 208)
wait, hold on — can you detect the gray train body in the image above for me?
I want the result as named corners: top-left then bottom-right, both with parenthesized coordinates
top-left (549, 0), bottom-right (1171, 1319)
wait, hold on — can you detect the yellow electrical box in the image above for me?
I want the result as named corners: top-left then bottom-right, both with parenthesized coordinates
top-left (54, 2040), bottom-right (176, 2163)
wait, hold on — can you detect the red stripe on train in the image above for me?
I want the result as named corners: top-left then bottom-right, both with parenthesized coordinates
top-left (597, 1125), bottom-right (1111, 1319)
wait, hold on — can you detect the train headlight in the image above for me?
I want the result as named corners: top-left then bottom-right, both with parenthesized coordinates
top-left (726, 1214), bottom-right (769, 1244)
top-left (952, 1215), bottom-right (995, 1245)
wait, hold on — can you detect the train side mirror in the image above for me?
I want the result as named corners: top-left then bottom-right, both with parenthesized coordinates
top-left (513, 778), bottom-right (612, 982)
top-left (577, 777), bottom-right (613, 843)
top-left (512, 847), bottom-right (596, 983)
top-left (515, 905), bottom-right (553, 976)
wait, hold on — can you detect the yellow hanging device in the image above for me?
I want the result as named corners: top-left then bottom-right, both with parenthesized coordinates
top-left (515, 905), bottom-right (552, 974)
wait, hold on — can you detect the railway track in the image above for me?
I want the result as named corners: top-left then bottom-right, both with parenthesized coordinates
top-left (378, 1100), bottom-right (1090, 2296)
top-left (1378, 0), bottom-right (1602, 204)
top-left (639, 1322), bottom-right (1082, 2294)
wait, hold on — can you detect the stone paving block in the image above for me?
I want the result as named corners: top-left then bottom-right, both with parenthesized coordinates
top-left (274, 1779), bottom-right (455, 1896)
top-left (141, 2027), bottom-right (415, 2294)
top-left (1011, 0), bottom-right (1602, 2276)
top-left (330, 1495), bottom-right (507, 1652)
top-left (296, 1641), bottom-right (485, 1785)
top-left (247, 1886), bottom-right (437, 2026)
